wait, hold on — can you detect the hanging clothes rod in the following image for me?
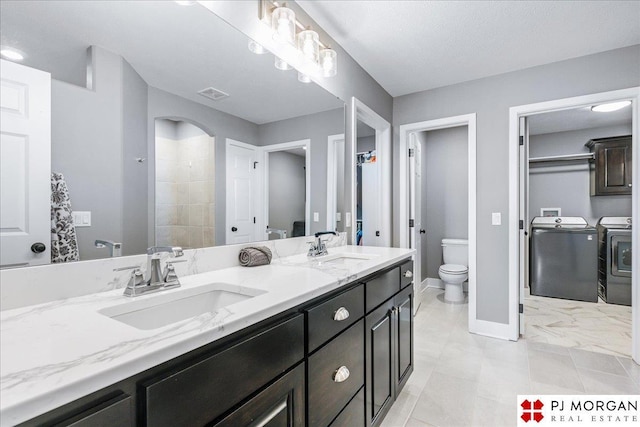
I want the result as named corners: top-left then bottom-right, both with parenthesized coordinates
top-left (529, 153), bottom-right (594, 164)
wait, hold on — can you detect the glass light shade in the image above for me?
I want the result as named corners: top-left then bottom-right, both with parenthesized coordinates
top-left (0, 48), bottom-right (24, 61)
top-left (274, 57), bottom-right (292, 71)
top-left (298, 72), bottom-right (311, 83)
top-left (591, 101), bottom-right (631, 112)
top-left (297, 29), bottom-right (320, 64)
top-left (248, 39), bottom-right (266, 54)
top-left (320, 48), bottom-right (337, 77)
top-left (271, 6), bottom-right (296, 45)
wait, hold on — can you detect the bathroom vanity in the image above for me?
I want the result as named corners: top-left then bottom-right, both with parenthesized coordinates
top-left (0, 245), bottom-right (414, 427)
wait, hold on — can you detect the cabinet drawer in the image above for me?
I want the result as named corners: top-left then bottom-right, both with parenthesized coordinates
top-left (142, 314), bottom-right (304, 427)
top-left (400, 260), bottom-right (414, 289)
top-left (330, 387), bottom-right (365, 427)
top-left (308, 319), bottom-right (365, 427)
top-left (366, 267), bottom-right (400, 312)
top-left (307, 284), bottom-right (364, 352)
top-left (54, 394), bottom-right (132, 427)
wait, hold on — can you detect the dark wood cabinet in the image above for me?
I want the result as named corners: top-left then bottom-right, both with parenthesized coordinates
top-left (330, 388), bottom-right (365, 427)
top-left (586, 135), bottom-right (632, 195)
top-left (365, 264), bottom-right (414, 427)
top-left (53, 394), bottom-right (133, 427)
top-left (213, 363), bottom-right (305, 427)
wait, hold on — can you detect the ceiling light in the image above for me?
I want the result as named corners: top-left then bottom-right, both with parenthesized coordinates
top-left (320, 48), bottom-right (337, 77)
top-left (302, 146), bottom-right (307, 150)
top-left (248, 39), bottom-right (266, 54)
top-left (174, 1), bottom-right (197, 5)
top-left (274, 57), bottom-right (292, 71)
top-left (298, 72), bottom-right (311, 83)
top-left (271, 5), bottom-right (296, 45)
top-left (591, 101), bottom-right (631, 112)
top-left (0, 47), bottom-right (24, 61)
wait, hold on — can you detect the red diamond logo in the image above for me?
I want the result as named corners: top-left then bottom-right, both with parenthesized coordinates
top-left (521, 399), bottom-right (544, 423)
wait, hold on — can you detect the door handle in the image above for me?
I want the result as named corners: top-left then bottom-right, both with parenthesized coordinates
top-left (31, 242), bottom-right (46, 253)
top-left (231, 227), bottom-right (238, 232)
top-left (419, 229), bottom-right (426, 234)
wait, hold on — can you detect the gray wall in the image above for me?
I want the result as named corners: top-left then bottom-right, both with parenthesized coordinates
top-left (357, 136), bottom-right (376, 153)
top-left (147, 87), bottom-right (259, 246)
top-left (51, 46), bottom-right (124, 261)
top-left (258, 107), bottom-right (344, 235)
top-left (529, 124), bottom-right (632, 226)
top-left (419, 127), bottom-right (469, 280)
top-left (268, 152), bottom-right (306, 236)
top-left (394, 44), bottom-right (640, 324)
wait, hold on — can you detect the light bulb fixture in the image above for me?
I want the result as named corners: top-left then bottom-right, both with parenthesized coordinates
top-left (248, 39), bottom-right (266, 54)
top-left (0, 46), bottom-right (24, 61)
top-left (298, 72), bottom-right (311, 83)
top-left (174, 1), bottom-right (197, 5)
top-left (591, 101), bottom-right (631, 112)
top-left (275, 57), bottom-right (292, 71)
top-left (297, 28), bottom-right (320, 64)
top-left (320, 48), bottom-right (337, 77)
top-left (271, 5), bottom-right (296, 45)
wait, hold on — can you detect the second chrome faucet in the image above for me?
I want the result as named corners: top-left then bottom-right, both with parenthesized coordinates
top-left (122, 246), bottom-right (184, 297)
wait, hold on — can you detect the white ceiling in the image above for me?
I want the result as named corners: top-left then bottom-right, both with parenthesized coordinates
top-left (528, 104), bottom-right (632, 136)
top-left (0, 1), bottom-right (343, 124)
top-left (298, 0), bottom-right (640, 97)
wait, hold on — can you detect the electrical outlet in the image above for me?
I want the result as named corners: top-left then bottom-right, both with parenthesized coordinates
top-left (492, 212), bottom-right (501, 226)
top-left (313, 212), bottom-right (319, 222)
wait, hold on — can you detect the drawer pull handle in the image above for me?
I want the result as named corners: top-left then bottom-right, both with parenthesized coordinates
top-left (404, 270), bottom-right (413, 278)
top-left (333, 366), bottom-right (350, 383)
top-left (333, 307), bottom-right (350, 321)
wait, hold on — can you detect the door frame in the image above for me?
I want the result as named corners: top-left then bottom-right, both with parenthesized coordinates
top-left (508, 87), bottom-right (639, 363)
top-left (398, 114), bottom-right (477, 332)
top-left (261, 139), bottom-right (311, 239)
top-left (348, 98), bottom-right (391, 246)
top-left (326, 133), bottom-right (345, 231)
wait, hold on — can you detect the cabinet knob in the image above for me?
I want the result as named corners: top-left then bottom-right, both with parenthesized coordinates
top-left (332, 366), bottom-right (350, 383)
top-left (333, 307), bottom-right (350, 321)
top-left (403, 270), bottom-right (413, 278)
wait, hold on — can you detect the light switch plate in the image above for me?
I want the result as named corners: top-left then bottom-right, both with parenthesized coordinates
top-left (313, 212), bottom-right (319, 222)
top-left (492, 212), bottom-right (501, 226)
top-left (336, 212), bottom-right (341, 222)
top-left (73, 211), bottom-right (91, 227)
top-left (345, 212), bottom-right (351, 226)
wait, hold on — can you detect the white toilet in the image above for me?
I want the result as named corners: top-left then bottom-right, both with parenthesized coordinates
top-left (438, 238), bottom-right (468, 303)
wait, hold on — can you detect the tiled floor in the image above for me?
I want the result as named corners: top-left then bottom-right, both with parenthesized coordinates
top-left (524, 291), bottom-right (632, 358)
top-left (380, 288), bottom-right (640, 427)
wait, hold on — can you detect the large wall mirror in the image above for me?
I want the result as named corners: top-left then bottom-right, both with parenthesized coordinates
top-left (0, 1), bottom-right (345, 267)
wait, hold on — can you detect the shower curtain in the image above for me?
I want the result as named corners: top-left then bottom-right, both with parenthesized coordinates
top-left (51, 172), bottom-right (79, 263)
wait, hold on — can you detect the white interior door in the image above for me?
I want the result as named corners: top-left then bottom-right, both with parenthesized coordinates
top-left (0, 60), bottom-right (51, 268)
top-left (361, 162), bottom-right (379, 245)
top-left (225, 140), bottom-right (257, 244)
top-left (410, 134), bottom-right (424, 289)
top-left (518, 116), bottom-right (530, 335)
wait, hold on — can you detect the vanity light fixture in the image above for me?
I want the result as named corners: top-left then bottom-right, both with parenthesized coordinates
top-left (591, 101), bottom-right (632, 112)
top-left (248, 39), bottom-right (267, 54)
top-left (259, 0), bottom-right (338, 80)
top-left (0, 46), bottom-right (24, 61)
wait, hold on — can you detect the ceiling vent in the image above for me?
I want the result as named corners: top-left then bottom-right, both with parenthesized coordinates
top-left (197, 87), bottom-right (229, 101)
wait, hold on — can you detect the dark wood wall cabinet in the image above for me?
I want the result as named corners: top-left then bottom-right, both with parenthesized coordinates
top-left (586, 135), bottom-right (632, 196)
top-left (20, 258), bottom-right (414, 427)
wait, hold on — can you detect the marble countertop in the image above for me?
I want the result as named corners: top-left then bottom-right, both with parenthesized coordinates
top-left (0, 245), bottom-right (413, 426)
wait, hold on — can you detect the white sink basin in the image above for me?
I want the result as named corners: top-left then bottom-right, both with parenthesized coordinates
top-left (99, 283), bottom-right (266, 330)
top-left (315, 252), bottom-right (379, 266)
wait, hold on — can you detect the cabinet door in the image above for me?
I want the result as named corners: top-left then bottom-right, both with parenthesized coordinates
top-left (53, 394), bottom-right (133, 427)
top-left (593, 137), bottom-right (632, 195)
top-left (365, 299), bottom-right (394, 427)
top-left (394, 286), bottom-right (414, 395)
top-left (212, 363), bottom-right (305, 427)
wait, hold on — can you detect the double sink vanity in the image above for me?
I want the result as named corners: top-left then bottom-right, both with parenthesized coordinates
top-left (1, 244), bottom-right (414, 427)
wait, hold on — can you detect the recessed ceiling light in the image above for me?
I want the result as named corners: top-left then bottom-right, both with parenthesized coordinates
top-left (0, 47), bottom-right (24, 61)
top-left (591, 101), bottom-right (631, 112)
top-left (174, 1), bottom-right (196, 6)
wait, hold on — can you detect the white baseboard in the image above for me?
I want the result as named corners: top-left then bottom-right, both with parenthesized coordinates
top-left (426, 277), bottom-right (469, 292)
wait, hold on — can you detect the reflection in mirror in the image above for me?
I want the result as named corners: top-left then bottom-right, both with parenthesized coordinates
top-left (0, 1), bottom-right (345, 267)
top-left (356, 121), bottom-right (377, 246)
top-left (327, 134), bottom-right (345, 232)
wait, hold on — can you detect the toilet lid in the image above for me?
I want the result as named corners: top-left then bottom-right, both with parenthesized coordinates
top-left (439, 264), bottom-right (468, 274)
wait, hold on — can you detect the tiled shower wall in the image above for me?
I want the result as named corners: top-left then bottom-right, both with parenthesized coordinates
top-left (155, 127), bottom-right (215, 249)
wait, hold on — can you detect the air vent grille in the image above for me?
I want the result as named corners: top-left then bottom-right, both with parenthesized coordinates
top-left (197, 87), bottom-right (229, 101)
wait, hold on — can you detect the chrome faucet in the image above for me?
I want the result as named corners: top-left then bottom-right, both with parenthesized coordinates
top-left (95, 239), bottom-right (122, 257)
top-left (122, 246), bottom-right (184, 297)
top-left (308, 231), bottom-right (337, 257)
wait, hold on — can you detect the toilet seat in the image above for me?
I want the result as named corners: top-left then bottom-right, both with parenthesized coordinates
top-left (439, 264), bottom-right (468, 274)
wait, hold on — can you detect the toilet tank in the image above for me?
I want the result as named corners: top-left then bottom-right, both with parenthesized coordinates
top-left (442, 239), bottom-right (468, 265)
